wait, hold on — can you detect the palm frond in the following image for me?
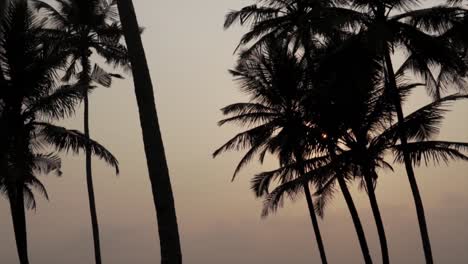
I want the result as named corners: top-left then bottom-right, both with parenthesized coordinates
top-left (31, 0), bottom-right (69, 28)
top-left (392, 6), bottom-right (465, 34)
top-left (23, 185), bottom-right (37, 210)
top-left (261, 176), bottom-right (306, 217)
top-left (218, 112), bottom-right (278, 127)
top-left (213, 122), bottom-right (277, 158)
top-left (92, 41), bottom-right (129, 69)
top-left (375, 93), bottom-right (468, 146)
top-left (395, 21), bottom-right (466, 98)
top-left (224, 5), bottom-right (279, 29)
top-left (251, 154), bottom-right (331, 196)
top-left (231, 140), bottom-right (270, 181)
top-left (393, 141), bottom-right (468, 166)
top-left (35, 122), bottom-right (119, 173)
top-left (220, 102), bottom-right (276, 116)
top-left (27, 83), bottom-right (85, 120)
top-left (32, 153), bottom-right (62, 176)
top-left (28, 176), bottom-right (49, 201)
top-left (261, 162), bottom-right (336, 217)
top-left (314, 178), bottom-right (336, 218)
top-left (91, 64), bottom-right (112, 87)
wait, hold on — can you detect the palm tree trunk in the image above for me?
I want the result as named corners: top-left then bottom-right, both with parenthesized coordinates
top-left (295, 151), bottom-right (328, 264)
top-left (328, 146), bottom-right (372, 264)
top-left (81, 53), bottom-right (102, 264)
top-left (364, 171), bottom-right (389, 264)
top-left (116, 1), bottom-right (182, 263)
top-left (336, 175), bottom-right (373, 264)
top-left (302, 183), bottom-right (328, 264)
top-left (383, 49), bottom-right (433, 264)
top-left (8, 185), bottom-right (29, 264)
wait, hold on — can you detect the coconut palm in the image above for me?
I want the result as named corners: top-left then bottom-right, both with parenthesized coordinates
top-left (227, 0), bottom-right (468, 261)
top-left (31, 1), bottom-right (128, 262)
top-left (0, 2), bottom-right (119, 263)
top-left (339, 2), bottom-right (467, 262)
top-left (214, 39), bottom-right (336, 264)
top-left (255, 74), bottom-right (468, 264)
top-left (300, 36), bottom-right (395, 263)
top-left (115, 0), bottom-right (182, 263)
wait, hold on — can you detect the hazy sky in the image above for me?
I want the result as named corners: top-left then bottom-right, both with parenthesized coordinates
top-left (1, 1), bottom-right (468, 263)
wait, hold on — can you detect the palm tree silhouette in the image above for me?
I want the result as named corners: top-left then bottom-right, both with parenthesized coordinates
top-left (222, 4), bottom-right (372, 261)
top-left (339, 2), bottom-right (467, 262)
top-left (0, 3), bottom-right (119, 263)
top-left (214, 39), bottom-right (332, 264)
top-left (116, 0), bottom-right (182, 263)
top-left (225, 1), bottom-right (468, 262)
top-left (257, 67), bottom-right (468, 264)
top-left (32, 1), bottom-right (128, 262)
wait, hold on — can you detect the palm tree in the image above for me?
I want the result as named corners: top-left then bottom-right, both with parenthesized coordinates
top-left (0, 3), bottom-right (119, 263)
top-left (115, 0), bottom-right (182, 263)
top-left (214, 39), bottom-right (333, 264)
top-left (339, 2), bottom-right (467, 262)
top-left (32, 1), bottom-right (128, 263)
top-left (226, 1), bottom-right (468, 262)
top-left (256, 79), bottom-right (468, 264)
top-left (307, 34), bottom-right (465, 264)
top-left (222, 3), bottom-right (373, 262)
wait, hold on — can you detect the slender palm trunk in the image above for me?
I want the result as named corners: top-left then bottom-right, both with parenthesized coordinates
top-left (116, 1), bottom-right (182, 263)
top-left (303, 183), bottom-right (328, 264)
top-left (356, 131), bottom-right (389, 264)
top-left (328, 146), bottom-right (372, 264)
top-left (81, 53), bottom-right (102, 264)
top-left (295, 152), bottom-right (328, 264)
top-left (336, 175), bottom-right (373, 264)
top-left (384, 49), bottom-right (433, 263)
top-left (8, 185), bottom-right (29, 264)
top-left (364, 171), bottom-right (389, 264)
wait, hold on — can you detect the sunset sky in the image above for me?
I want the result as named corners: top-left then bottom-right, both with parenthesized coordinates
top-left (1, 0), bottom-right (467, 263)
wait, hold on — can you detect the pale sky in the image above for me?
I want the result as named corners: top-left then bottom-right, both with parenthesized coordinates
top-left (1, 1), bottom-right (467, 263)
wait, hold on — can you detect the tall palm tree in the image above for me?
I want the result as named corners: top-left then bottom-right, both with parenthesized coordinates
top-left (214, 39), bottom-right (334, 264)
top-left (0, 2), bottom-right (119, 263)
top-left (222, 3), bottom-right (373, 262)
top-left (256, 81), bottom-right (468, 264)
top-left (32, 1), bottom-right (128, 263)
top-left (226, 1), bottom-right (468, 262)
top-left (340, 2), bottom-right (467, 262)
top-left (305, 36), bottom-right (395, 263)
top-left (115, 0), bottom-right (182, 263)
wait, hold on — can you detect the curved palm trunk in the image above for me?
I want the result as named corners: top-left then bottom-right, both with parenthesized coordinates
top-left (336, 175), bottom-right (373, 264)
top-left (116, 1), bottom-right (182, 263)
top-left (329, 147), bottom-right (372, 264)
top-left (384, 49), bottom-right (433, 263)
top-left (364, 171), bottom-right (389, 264)
top-left (303, 183), bottom-right (328, 264)
top-left (81, 54), bottom-right (102, 264)
top-left (296, 152), bottom-right (328, 264)
top-left (8, 184), bottom-right (29, 264)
